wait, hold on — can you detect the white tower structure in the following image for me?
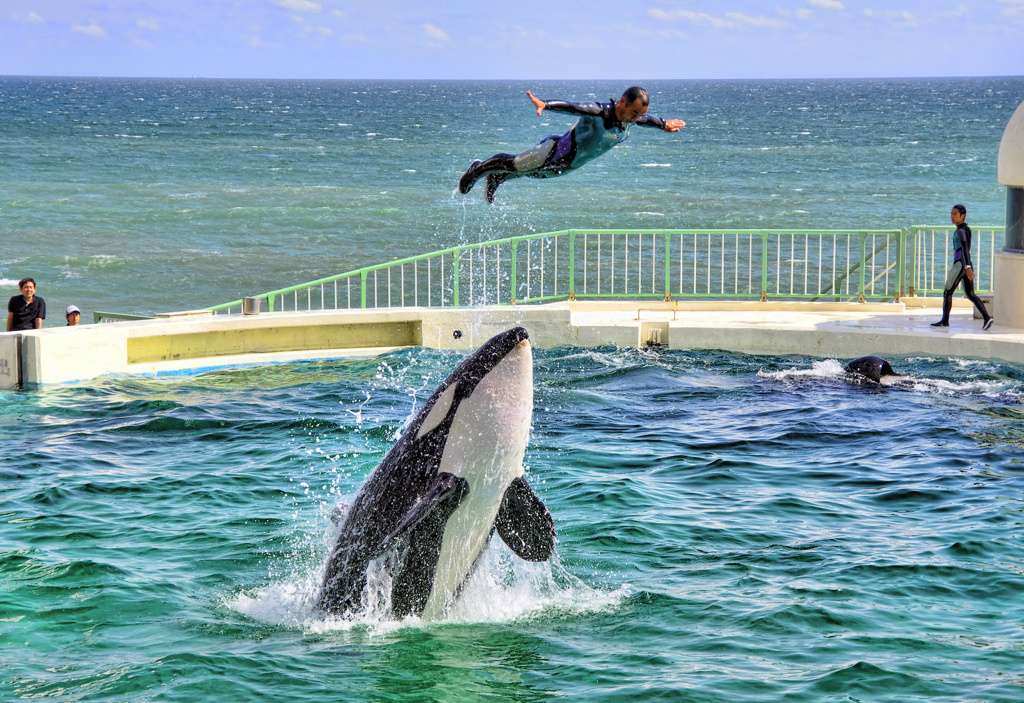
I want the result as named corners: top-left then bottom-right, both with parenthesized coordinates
top-left (994, 100), bottom-right (1024, 328)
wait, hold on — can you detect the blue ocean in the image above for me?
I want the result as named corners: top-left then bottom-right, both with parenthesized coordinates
top-left (3, 77), bottom-right (1024, 701)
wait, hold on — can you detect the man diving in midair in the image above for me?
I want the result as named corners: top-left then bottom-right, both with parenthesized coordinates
top-left (458, 86), bottom-right (686, 203)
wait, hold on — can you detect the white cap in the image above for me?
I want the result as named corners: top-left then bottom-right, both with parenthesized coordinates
top-left (66, 305), bottom-right (80, 315)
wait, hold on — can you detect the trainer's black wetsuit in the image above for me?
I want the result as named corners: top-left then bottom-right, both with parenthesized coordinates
top-left (459, 99), bottom-right (669, 203)
top-left (935, 221), bottom-right (991, 326)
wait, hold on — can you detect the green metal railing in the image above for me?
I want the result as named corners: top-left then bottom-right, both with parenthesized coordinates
top-left (95, 312), bottom-right (155, 324)
top-left (908, 225), bottom-right (1004, 296)
top-left (206, 226), bottom-right (1001, 316)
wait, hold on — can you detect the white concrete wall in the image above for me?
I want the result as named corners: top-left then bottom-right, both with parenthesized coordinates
top-left (22, 325), bottom-right (132, 385)
top-left (995, 251), bottom-right (1024, 330)
top-left (8, 301), bottom-right (1024, 387)
top-left (0, 334), bottom-right (19, 390)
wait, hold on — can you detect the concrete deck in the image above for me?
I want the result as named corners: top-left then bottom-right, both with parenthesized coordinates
top-left (1, 297), bottom-right (1018, 389)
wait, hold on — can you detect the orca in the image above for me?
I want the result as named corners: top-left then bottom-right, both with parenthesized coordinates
top-left (844, 355), bottom-right (899, 383)
top-left (316, 327), bottom-right (555, 620)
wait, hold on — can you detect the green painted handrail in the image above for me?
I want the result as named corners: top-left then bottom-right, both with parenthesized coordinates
top-left (909, 225), bottom-right (1004, 296)
top-left (204, 226), bottom-right (1002, 315)
top-left (94, 312), bottom-right (156, 323)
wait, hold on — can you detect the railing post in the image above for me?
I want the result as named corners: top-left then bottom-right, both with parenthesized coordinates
top-left (908, 226), bottom-right (918, 297)
top-left (760, 231), bottom-right (769, 301)
top-left (858, 232), bottom-right (867, 302)
top-left (568, 231), bottom-right (576, 301)
top-left (267, 293), bottom-right (275, 313)
top-left (452, 250), bottom-right (460, 307)
top-left (510, 238), bottom-right (518, 304)
top-left (360, 269), bottom-right (368, 309)
top-left (663, 232), bottom-right (672, 301)
top-left (897, 228), bottom-right (906, 302)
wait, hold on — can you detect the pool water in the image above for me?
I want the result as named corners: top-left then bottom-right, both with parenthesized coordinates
top-left (2, 345), bottom-right (1023, 701)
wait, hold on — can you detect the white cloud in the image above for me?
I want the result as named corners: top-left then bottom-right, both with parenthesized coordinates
top-left (649, 8), bottom-right (732, 28)
top-left (72, 22), bottom-right (107, 38)
top-left (862, 8), bottom-right (917, 25)
top-left (20, 12), bottom-right (46, 24)
top-left (726, 12), bottom-right (786, 28)
top-left (648, 8), bottom-right (785, 29)
top-left (248, 34), bottom-right (281, 49)
top-left (276, 0), bottom-right (322, 13)
top-left (938, 5), bottom-right (971, 19)
top-left (341, 33), bottom-right (370, 46)
top-left (796, 8), bottom-right (813, 20)
top-left (422, 23), bottom-right (450, 47)
top-left (808, 0), bottom-right (845, 10)
top-left (136, 18), bottom-right (160, 31)
top-left (998, 0), bottom-right (1024, 17)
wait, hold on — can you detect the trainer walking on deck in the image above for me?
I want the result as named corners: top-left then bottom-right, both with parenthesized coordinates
top-left (932, 204), bottom-right (993, 330)
top-left (458, 87), bottom-right (685, 203)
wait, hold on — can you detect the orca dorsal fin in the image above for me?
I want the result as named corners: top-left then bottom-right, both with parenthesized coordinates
top-left (380, 472), bottom-right (468, 550)
top-left (495, 476), bottom-right (556, 561)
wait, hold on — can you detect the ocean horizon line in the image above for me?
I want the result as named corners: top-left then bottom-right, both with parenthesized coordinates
top-left (2, 73), bottom-right (1022, 83)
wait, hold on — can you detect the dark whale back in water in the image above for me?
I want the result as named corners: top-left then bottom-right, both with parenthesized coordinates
top-left (844, 355), bottom-right (899, 383)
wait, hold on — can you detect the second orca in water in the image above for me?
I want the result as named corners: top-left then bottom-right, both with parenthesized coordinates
top-left (316, 327), bottom-right (555, 620)
top-left (844, 355), bottom-right (899, 383)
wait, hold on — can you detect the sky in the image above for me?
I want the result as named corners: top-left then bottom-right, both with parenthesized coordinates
top-left (1, 0), bottom-right (1022, 80)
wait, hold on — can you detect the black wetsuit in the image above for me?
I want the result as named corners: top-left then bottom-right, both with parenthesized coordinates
top-left (459, 99), bottom-right (669, 203)
top-left (935, 222), bottom-right (991, 326)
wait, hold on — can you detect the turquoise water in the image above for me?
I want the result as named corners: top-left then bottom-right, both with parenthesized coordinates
top-left (3, 77), bottom-right (1024, 700)
top-left (2, 348), bottom-right (1024, 701)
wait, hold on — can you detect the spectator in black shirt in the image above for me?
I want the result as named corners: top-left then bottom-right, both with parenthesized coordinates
top-left (7, 277), bottom-right (46, 331)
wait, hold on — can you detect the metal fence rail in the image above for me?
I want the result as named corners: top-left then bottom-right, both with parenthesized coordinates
top-left (207, 226), bottom-right (1002, 316)
top-left (909, 225), bottom-right (1004, 296)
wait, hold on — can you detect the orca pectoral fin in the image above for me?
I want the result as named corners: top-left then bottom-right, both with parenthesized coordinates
top-left (495, 476), bottom-right (555, 561)
top-left (380, 472), bottom-right (468, 550)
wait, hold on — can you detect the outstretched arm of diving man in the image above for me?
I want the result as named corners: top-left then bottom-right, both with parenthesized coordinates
top-left (525, 91), bottom-right (685, 132)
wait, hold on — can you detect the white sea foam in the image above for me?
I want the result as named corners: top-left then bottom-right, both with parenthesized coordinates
top-left (758, 359), bottom-right (846, 382)
top-left (641, 163), bottom-right (671, 168)
top-left (759, 359), bottom-right (1019, 398)
top-left (0, 278), bottom-right (21, 288)
top-left (228, 541), bottom-right (625, 635)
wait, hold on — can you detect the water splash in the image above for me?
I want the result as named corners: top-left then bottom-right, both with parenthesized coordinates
top-left (757, 358), bottom-right (1024, 400)
top-left (228, 541), bottom-right (625, 635)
